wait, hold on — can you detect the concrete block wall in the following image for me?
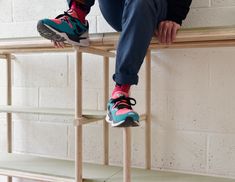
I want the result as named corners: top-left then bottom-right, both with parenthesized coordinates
top-left (0, 0), bottom-right (235, 181)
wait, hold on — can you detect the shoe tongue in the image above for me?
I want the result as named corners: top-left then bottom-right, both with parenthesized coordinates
top-left (67, 9), bottom-right (79, 18)
top-left (112, 91), bottom-right (129, 99)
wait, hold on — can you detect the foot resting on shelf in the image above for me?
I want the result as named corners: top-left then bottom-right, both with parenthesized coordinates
top-left (106, 90), bottom-right (140, 127)
top-left (37, 2), bottom-right (89, 46)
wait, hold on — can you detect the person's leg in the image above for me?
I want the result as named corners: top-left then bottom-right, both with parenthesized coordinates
top-left (99, 0), bottom-right (167, 127)
top-left (113, 0), bottom-right (167, 85)
top-left (98, 0), bottom-right (124, 32)
top-left (99, 0), bottom-right (140, 127)
top-left (37, 0), bottom-right (95, 46)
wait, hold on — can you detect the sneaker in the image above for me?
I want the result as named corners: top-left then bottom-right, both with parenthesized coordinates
top-left (37, 9), bottom-right (89, 46)
top-left (106, 91), bottom-right (140, 127)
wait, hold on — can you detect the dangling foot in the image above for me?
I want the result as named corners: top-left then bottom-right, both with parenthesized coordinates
top-left (37, 9), bottom-right (89, 46)
top-left (106, 91), bottom-right (140, 127)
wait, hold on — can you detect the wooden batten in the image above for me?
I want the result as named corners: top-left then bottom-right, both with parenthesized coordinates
top-left (75, 46), bottom-right (115, 57)
top-left (145, 50), bottom-right (151, 170)
top-left (6, 54), bottom-right (12, 154)
top-left (103, 56), bottom-right (110, 165)
top-left (123, 128), bottom-right (131, 182)
top-left (0, 54), bottom-right (15, 60)
top-left (75, 50), bottom-right (83, 182)
top-left (0, 26), bottom-right (234, 54)
top-left (0, 55), bottom-right (7, 59)
top-left (6, 54), bottom-right (13, 182)
top-left (139, 114), bottom-right (147, 121)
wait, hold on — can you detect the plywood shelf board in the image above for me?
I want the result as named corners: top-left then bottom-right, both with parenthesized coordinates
top-left (0, 105), bottom-right (106, 119)
top-left (0, 153), bottom-right (121, 182)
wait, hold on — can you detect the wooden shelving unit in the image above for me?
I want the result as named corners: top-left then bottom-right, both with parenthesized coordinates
top-left (0, 26), bottom-right (235, 182)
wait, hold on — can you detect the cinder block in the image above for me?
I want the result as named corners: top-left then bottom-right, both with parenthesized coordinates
top-left (68, 124), bottom-right (103, 163)
top-left (13, 87), bottom-right (38, 106)
top-left (209, 47), bottom-right (235, 90)
top-left (97, 88), bottom-right (106, 110)
top-left (39, 115), bottom-right (74, 125)
top-left (13, 120), bottom-right (68, 158)
top-left (0, 22), bottom-right (38, 38)
top-left (0, 113), bottom-right (6, 120)
top-left (68, 53), bottom-right (103, 89)
top-left (83, 89), bottom-right (99, 110)
top-left (207, 47), bottom-right (235, 133)
top-left (167, 90), bottom-right (210, 132)
top-left (107, 57), bottom-right (116, 90)
top-left (0, 121), bottom-right (7, 151)
top-left (191, 0), bottom-right (211, 8)
top-left (108, 127), bottom-right (123, 166)
top-left (87, 16), bottom-right (97, 33)
top-left (151, 90), bottom-right (168, 130)
top-left (183, 7), bottom-right (235, 27)
top-left (131, 124), bottom-right (146, 168)
top-left (97, 87), bottom-right (119, 111)
top-left (0, 0), bottom-right (13, 23)
top-left (88, 1), bottom-right (101, 16)
top-left (0, 60), bottom-right (6, 87)
top-left (211, 0), bottom-right (235, 7)
top-left (12, 0), bottom-right (66, 22)
top-left (0, 176), bottom-right (7, 182)
top-left (152, 129), bottom-right (207, 173)
top-left (39, 87), bottom-right (97, 110)
top-left (0, 87), bottom-right (7, 105)
top-left (208, 134), bottom-right (235, 178)
top-left (208, 89), bottom-right (235, 133)
top-left (39, 88), bottom-right (74, 108)
top-left (13, 53), bottom-right (68, 87)
top-left (12, 87), bottom-right (39, 121)
top-left (134, 60), bottom-right (146, 92)
top-left (97, 15), bottom-right (115, 33)
top-left (39, 87), bottom-right (74, 123)
top-left (151, 48), bottom-right (209, 92)
top-left (130, 90), bottom-right (146, 114)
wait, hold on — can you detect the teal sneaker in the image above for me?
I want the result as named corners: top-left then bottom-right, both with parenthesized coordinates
top-left (37, 9), bottom-right (89, 46)
top-left (106, 91), bottom-right (140, 127)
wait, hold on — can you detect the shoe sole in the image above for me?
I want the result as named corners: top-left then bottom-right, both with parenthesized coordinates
top-left (106, 114), bottom-right (140, 127)
top-left (37, 21), bottom-right (89, 46)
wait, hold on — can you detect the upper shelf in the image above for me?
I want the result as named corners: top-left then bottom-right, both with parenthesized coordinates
top-left (0, 26), bottom-right (234, 53)
top-left (0, 105), bottom-right (106, 119)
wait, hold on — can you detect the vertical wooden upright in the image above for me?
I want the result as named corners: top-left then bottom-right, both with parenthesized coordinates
top-left (145, 50), bottom-right (151, 169)
top-left (6, 54), bottom-right (12, 182)
top-left (103, 56), bottom-right (109, 165)
top-left (6, 54), bottom-right (12, 153)
top-left (75, 50), bottom-right (83, 182)
top-left (123, 128), bottom-right (131, 182)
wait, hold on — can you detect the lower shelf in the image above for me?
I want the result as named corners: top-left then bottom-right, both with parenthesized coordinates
top-left (0, 153), bottom-right (121, 182)
top-left (0, 153), bottom-right (234, 182)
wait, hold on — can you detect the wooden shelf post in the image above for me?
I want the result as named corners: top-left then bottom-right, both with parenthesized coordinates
top-left (145, 49), bottom-right (152, 169)
top-left (123, 127), bottom-right (131, 182)
top-left (6, 54), bottom-right (12, 182)
top-left (103, 56), bottom-right (109, 165)
top-left (75, 49), bottom-right (83, 182)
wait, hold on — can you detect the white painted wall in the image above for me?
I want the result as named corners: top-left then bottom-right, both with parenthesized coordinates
top-left (0, 0), bottom-right (235, 181)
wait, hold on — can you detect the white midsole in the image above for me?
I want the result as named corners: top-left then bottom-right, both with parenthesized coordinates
top-left (105, 114), bottom-right (126, 127)
top-left (44, 24), bottom-right (89, 46)
top-left (106, 114), bottom-right (140, 127)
